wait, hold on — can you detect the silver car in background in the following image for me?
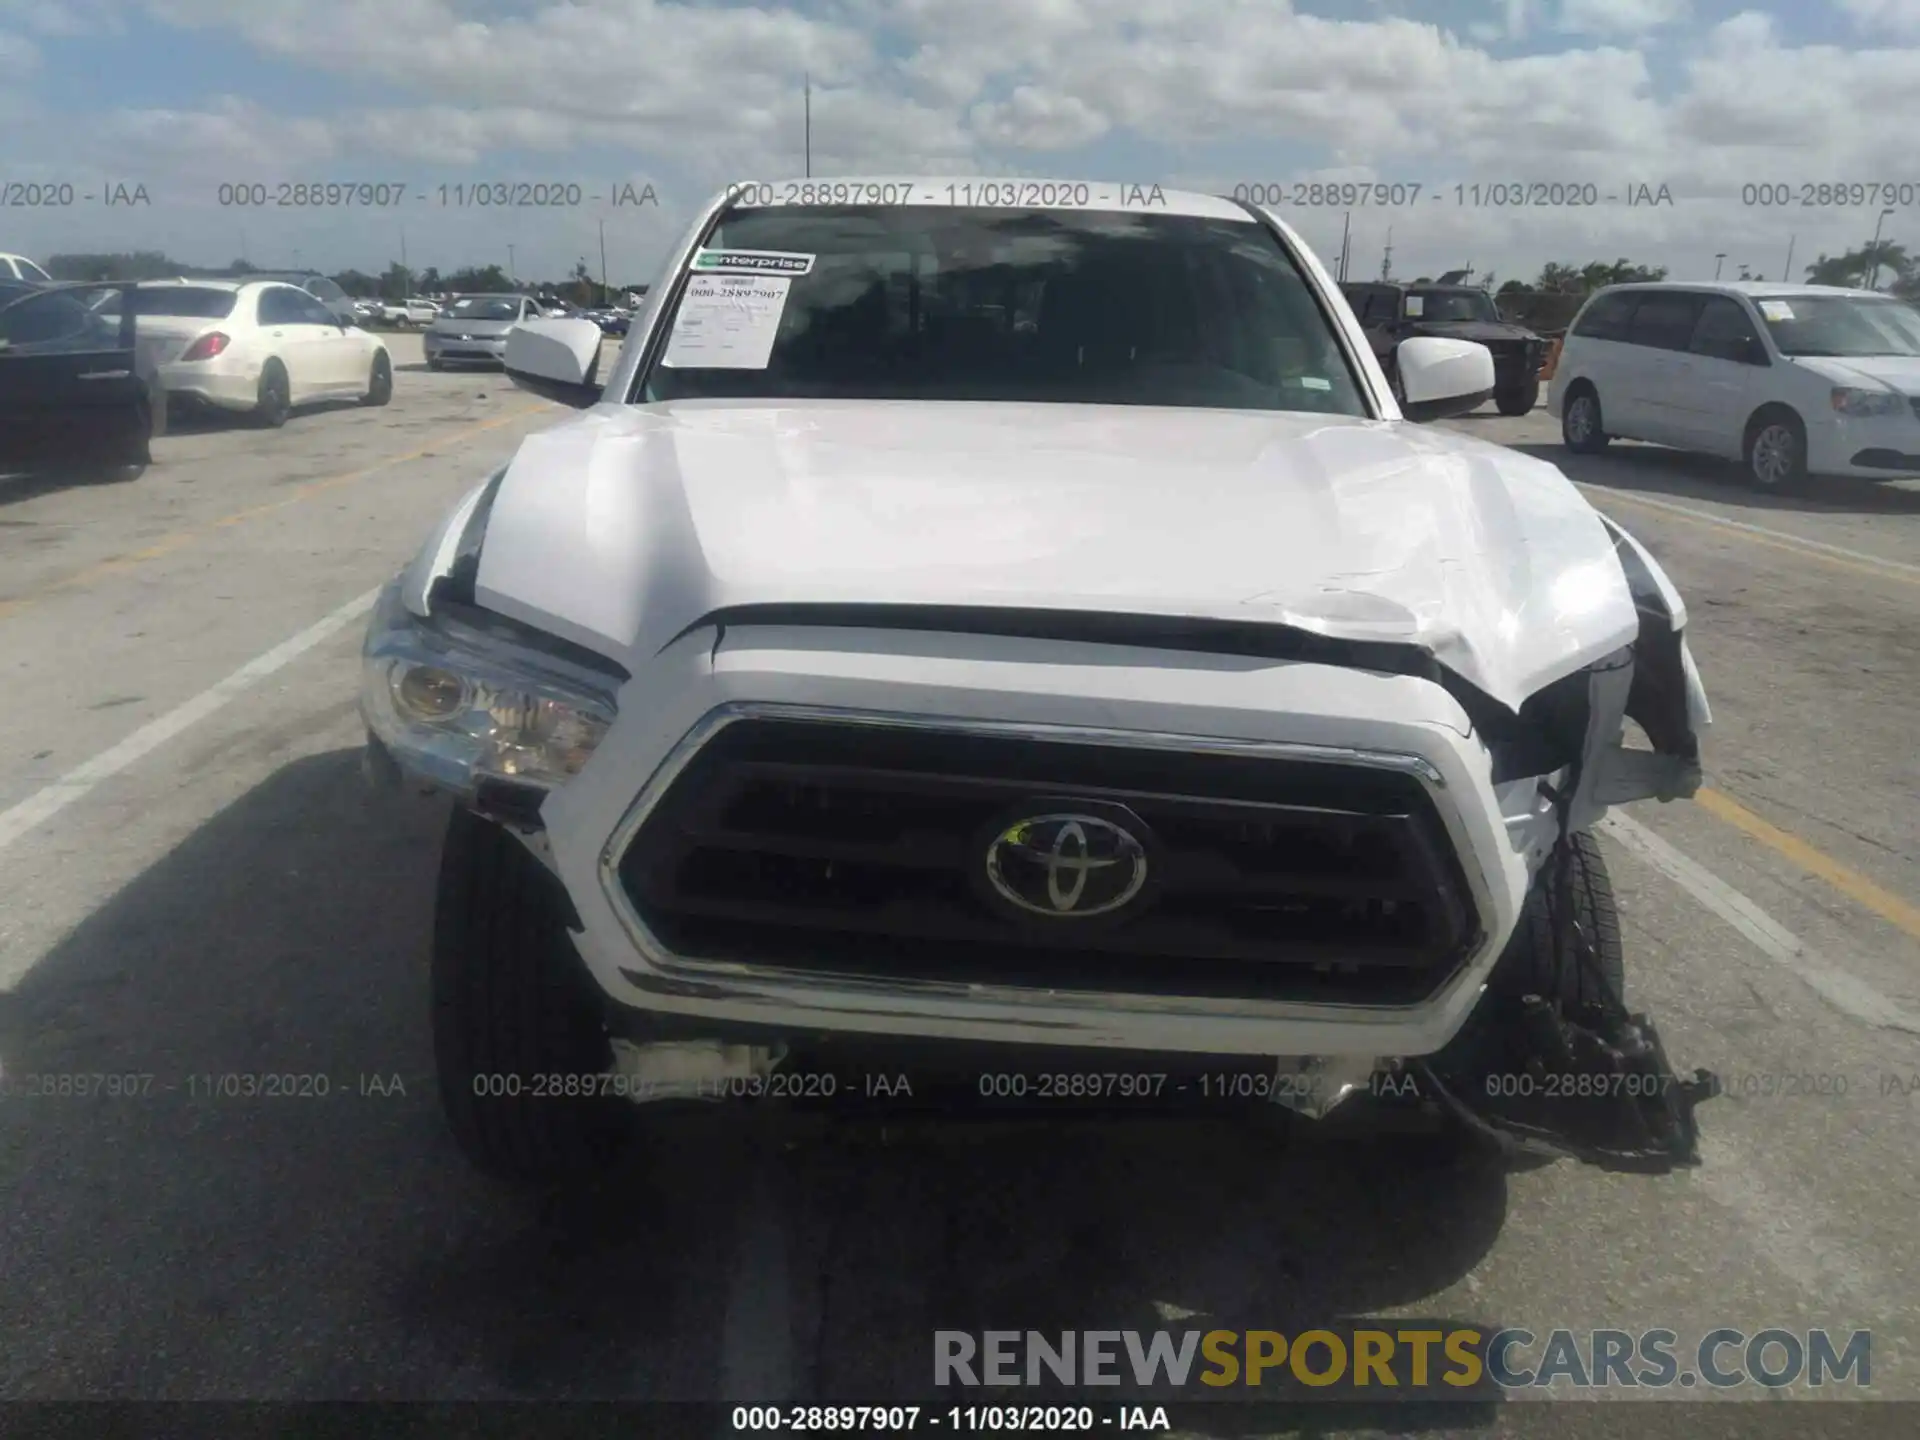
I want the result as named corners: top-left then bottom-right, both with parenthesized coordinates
top-left (423, 293), bottom-right (543, 369)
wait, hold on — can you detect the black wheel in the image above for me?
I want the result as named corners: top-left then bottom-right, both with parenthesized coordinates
top-left (1428, 830), bottom-right (1625, 1087)
top-left (1743, 407), bottom-right (1807, 490)
top-left (1560, 383), bottom-right (1609, 453)
top-left (1489, 830), bottom-right (1625, 1010)
top-left (252, 361), bottom-right (291, 428)
top-left (58, 461), bottom-right (146, 485)
top-left (432, 807), bottom-right (626, 1183)
top-left (363, 349), bottom-right (393, 406)
top-left (1495, 379), bottom-right (1539, 417)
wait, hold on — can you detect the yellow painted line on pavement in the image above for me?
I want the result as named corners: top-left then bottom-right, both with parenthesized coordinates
top-left (1695, 787), bottom-right (1920, 944)
top-left (1575, 483), bottom-right (1920, 589)
top-left (0, 401), bottom-right (551, 624)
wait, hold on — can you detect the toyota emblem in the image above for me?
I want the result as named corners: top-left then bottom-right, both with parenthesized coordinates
top-left (984, 812), bottom-right (1150, 918)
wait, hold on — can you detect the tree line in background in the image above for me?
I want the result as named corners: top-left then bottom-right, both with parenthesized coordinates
top-left (44, 234), bottom-right (1920, 304)
top-left (41, 252), bottom-right (647, 305)
top-left (1413, 242), bottom-right (1920, 300)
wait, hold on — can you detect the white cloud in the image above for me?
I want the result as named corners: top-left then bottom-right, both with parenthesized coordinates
top-left (0, 1), bottom-right (124, 35)
top-left (2, 0), bottom-right (1918, 287)
top-left (0, 27), bottom-right (39, 76)
top-left (970, 88), bottom-right (1110, 150)
top-left (1832, 0), bottom-right (1920, 38)
top-left (1556, 0), bottom-right (1690, 35)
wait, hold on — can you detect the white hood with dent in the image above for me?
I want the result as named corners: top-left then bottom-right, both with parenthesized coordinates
top-left (472, 400), bottom-right (1641, 711)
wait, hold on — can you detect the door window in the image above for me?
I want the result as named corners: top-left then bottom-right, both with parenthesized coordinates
top-left (293, 292), bottom-right (340, 326)
top-left (1625, 293), bottom-right (1706, 351)
top-left (1571, 291), bottom-right (1635, 341)
top-left (1689, 296), bottom-right (1766, 363)
top-left (0, 288), bottom-right (116, 352)
top-left (256, 287), bottom-right (303, 325)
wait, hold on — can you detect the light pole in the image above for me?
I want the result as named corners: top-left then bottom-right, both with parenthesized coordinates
top-left (1783, 234), bottom-right (1796, 286)
top-left (1713, 252), bottom-right (1726, 280)
top-left (599, 219), bottom-right (609, 303)
top-left (1866, 207), bottom-right (1896, 289)
top-left (804, 73), bottom-right (812, 177)
top-left (507, 244), bottom-right (516, 289)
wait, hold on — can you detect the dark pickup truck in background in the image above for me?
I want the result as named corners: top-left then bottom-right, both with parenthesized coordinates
top-left (1340, 281), bottom-right (1552, 416)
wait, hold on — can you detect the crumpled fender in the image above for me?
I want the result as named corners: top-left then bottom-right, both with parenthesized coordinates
top-left (1563, 515), bottom-right (1709, 828)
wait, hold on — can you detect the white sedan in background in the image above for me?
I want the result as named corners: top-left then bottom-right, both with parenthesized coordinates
top-left (102, 278), bottom-right (393, 427)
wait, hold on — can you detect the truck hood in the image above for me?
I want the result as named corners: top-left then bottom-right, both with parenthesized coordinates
top-left (471, 399), bottom-right (1641, 711)
top-left (1412, 320), bottom-right (1536, 345)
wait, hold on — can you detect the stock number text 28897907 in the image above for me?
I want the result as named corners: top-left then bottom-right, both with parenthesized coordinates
top-left (721, 181), bottom-right (1170, 208)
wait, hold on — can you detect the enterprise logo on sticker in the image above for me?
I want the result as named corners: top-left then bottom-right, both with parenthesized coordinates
top-left (693, 249), bottom-right (815, 276)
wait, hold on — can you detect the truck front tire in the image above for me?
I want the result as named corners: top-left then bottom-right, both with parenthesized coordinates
top-left (432, 807), bottom-right (627, 1183)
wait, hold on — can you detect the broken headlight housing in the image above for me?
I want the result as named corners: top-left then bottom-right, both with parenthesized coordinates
top-left (360, 579), bottom-right (618, 795)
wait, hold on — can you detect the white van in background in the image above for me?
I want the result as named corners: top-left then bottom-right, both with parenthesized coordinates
top-left (1546, 281), bottom-right (1920, 488)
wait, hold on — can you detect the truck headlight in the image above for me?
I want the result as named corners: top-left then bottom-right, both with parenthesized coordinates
top-left (360, 580), bottom-right (617, 794)
top-left (1830, 385), bottom-right (1903, 417)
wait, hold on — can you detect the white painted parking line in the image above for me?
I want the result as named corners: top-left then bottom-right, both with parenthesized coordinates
top-left (0, 587), bottom-right (379, 865)
top-left (1600, 811), bottom-right (1920, 1036)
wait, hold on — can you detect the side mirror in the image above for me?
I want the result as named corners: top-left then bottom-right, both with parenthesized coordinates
top-left (1393, 336), bottom-right (1496, 421)
top-left (503, 318), bottom-right (605, 409)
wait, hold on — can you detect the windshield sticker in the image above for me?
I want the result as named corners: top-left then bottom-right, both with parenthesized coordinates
top-left (1403, 295), bottom-right (1424, 317)
top-left (1298, 376), bottom-right (1333, 391)
top-left (661, 274), bottom-right (792, 368)
top-left (692, 249), bottom-right (815, 277)
top-left (1758, 300), bottom-right (1794, 321)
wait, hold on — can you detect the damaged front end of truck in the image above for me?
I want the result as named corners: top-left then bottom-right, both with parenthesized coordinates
top-left (1409, 512), bottom-right (1721, 1171)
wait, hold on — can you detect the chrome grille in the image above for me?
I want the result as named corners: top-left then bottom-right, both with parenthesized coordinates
top-left (615, 718), bottom-right (1481, 1005)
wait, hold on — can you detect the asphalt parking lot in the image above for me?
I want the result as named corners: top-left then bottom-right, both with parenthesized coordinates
top-left (2, 337), bottom-right (1918, 1424)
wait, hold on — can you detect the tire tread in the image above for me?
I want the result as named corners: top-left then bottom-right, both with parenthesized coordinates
top-left (432, 809), bottom-right (618, 1182)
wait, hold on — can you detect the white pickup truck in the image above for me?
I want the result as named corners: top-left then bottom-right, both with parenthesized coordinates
top-left (378, 298), bottom-right (440, 326)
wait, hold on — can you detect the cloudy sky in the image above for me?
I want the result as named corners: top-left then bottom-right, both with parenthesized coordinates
top-left (0, 0), bottom-right (1911, 286)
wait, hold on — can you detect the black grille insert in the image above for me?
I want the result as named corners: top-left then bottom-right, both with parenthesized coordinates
top-left (616, 718), bottom-right (1480, 1004)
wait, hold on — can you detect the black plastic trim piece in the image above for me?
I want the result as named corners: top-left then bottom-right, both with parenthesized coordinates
top-left (431, 596), bottom-right (633, 683)
top-left (429, 465), bottom-right (512, 609)
top-left (672, 599), bottom-right (1556, 771)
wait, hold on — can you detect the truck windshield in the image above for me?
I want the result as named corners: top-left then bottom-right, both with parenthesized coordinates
top-left (638, 206), bottom-right (1366, 416)
top-left (1409, 289), bottom-right (1499, 323)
